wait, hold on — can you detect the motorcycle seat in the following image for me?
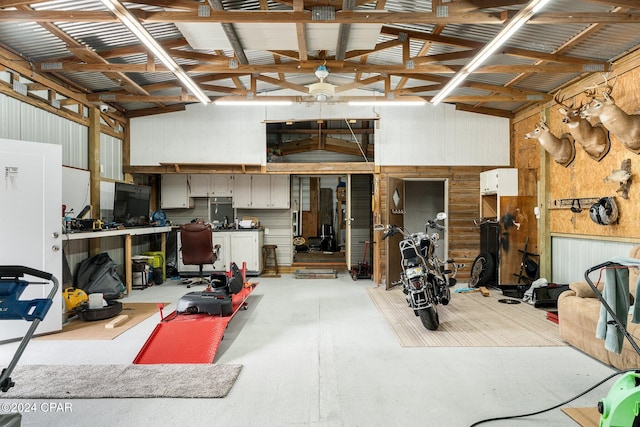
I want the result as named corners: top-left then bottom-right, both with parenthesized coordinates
top-left (403, 258), bottom-right (421, 267)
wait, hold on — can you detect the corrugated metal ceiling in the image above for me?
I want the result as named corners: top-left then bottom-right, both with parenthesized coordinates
top-left (0, 0), bottom-right (639, 116)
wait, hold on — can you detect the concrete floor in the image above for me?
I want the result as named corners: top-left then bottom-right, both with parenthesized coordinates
top-left (0, 274), bottom-right (618, 427)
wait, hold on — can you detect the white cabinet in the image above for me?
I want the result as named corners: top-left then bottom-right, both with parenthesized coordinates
top-left (177, 230), bottom-right (264, 275)
top-left (233, 174), bottom-right (290, 209)
top-left (188, 174), bottom-right (233, 197)
top-left (269, 175), bottom-right (291, 208)
top-left (250, 176), bottom-right (271, 208)
top-left (480, 168), bottom-right (518, 218)
top-left (233, 174), bottom-right (253, 208)
top-left (187, 174), bottom-right (210, 197)
top-left (480, 168), bottom-right (518, 196)
top-left (230, 231), bottom-right (264, 274)
top-left (211, 175), bottom-right (233, 196)
top-left (161, 174), bottom-right (192, 209)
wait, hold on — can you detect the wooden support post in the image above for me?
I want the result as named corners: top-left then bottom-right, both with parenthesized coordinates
top-left (89, 107), bottom-right (101, 256)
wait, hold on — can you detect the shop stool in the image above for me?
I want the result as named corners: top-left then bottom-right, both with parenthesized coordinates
top-left (262, 245), bottom-right (280, 278)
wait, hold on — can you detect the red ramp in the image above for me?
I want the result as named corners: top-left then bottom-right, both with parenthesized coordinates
top-left (133, 284), bottom-right (256, 364)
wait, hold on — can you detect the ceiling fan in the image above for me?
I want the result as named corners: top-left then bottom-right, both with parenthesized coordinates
top-left (308, 63), bottom-right (336, 102)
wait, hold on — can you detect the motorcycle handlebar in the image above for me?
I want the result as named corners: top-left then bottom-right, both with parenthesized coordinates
top-left (426, 220), bottom-right (444, 231)
top-left (381, 225), bottom-right (397, 240)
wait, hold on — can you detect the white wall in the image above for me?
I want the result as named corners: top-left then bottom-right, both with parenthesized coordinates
top-left (376, 105), bottom-right (510, 166)
top-left (130, 104), bottom-right (266, 166)
top-left (551, 236), bottom-right (635, 284)
top-left (130, 100), bottom-right (510, 167)
top-left (0, 93), bottom-right (89, 169)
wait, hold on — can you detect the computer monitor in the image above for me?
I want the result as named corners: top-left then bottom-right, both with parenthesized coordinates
top-left (113, 182), bottom-right (151, 227)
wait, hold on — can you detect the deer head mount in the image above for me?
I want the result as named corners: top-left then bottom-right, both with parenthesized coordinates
top-left (580, 76), bottom-right (640, 154)
top-left (554, 92), bottom-right (610, 162)
top-left (524, 119), bottom-right (576, 167)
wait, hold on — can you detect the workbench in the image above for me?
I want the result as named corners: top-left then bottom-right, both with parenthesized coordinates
top-left (63, 226), bottom-right (172, 294)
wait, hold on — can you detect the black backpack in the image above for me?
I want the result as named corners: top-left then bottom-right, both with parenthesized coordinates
top-left (74, 253), bottom-right (125, 300)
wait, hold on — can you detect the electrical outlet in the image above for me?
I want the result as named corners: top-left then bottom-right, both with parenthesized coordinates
top-left (264, 228), bottom-right (269, 235)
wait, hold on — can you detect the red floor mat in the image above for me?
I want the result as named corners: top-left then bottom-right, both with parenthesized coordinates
top-left (133, 284), bottom-right (256, 364)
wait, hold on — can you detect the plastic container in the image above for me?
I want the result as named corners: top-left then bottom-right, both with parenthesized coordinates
top-left (88, 293), bottom-right (104, 309)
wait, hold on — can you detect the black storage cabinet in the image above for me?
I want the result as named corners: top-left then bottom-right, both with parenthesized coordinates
top-left (479, 222), bottom-right (500, 286)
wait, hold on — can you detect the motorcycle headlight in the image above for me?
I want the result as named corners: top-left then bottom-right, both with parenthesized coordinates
top-left (405, 266), bottom-right (423, 279)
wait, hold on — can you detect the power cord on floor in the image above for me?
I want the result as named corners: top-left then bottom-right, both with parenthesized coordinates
top-left (469, 369), bottom-right (637, 426)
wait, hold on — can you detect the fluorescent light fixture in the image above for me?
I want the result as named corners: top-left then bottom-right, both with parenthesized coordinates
top-left (100, 0), bottom-right (210, 105)
top-left (214, 100), bottom-right (293, 106)
top-left (431, 0), bottom-right (552, 105)
top-left (348, 100), bottom-right (426, 106)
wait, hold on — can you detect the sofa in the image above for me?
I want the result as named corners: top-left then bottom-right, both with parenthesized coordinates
top-left (558, 247), bottom-right (640, 370)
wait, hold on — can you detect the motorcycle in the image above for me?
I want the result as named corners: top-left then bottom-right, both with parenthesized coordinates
top-left (378, 212), bottom-right (462, 330)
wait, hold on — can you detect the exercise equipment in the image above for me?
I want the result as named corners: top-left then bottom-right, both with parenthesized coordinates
top-left (0, 266), bottom-right (58, 392)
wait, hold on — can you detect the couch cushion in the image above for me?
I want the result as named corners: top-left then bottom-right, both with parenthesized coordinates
top-left (569, 281), bottom-right (599, 298)
top-left (558, 292), bottom-right (611, 366)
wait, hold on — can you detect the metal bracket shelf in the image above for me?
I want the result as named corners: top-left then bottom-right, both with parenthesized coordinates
top-left (548, 197), bottom-right (604, 210)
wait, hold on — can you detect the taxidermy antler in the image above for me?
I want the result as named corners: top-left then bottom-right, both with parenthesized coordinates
top-left (554, 91), bottom-right (610, 161)
top-left (524, 116), bottom-right (576, 167)
top-left (580, 75), bottom-right (640, 154)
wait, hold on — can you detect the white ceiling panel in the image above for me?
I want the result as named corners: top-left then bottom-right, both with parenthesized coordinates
top-left (346, 24), bottom-right (384, 50)
top-left (306, 24), bottom-right (340, 50)
top-left (174, 22), bottom-right (232, 50)
top-left (235, 23), bottom-right (298, 50)
top-left (306, 24), bottom-right (382, 51)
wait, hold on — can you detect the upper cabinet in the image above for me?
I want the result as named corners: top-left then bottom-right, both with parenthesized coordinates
top-left (188, 174), bottom-right (233, 197)
top-left (161, 174), bottom-right (193, 209)
top-left (269, 175), bottom-right (290, 208)
top-left (233, 174), bottom-right (253, 208)
top-left (480, 168), bottom-right (518, 196)
top-left (233, 174), bottom-right (290, 209)
top-left (161, 173), bottom-right (289, 209)
top-left (479, 168), bottom-right (518, 219)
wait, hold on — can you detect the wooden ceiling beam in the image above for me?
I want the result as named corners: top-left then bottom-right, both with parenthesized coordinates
top-left (335, 75), bottom-right (385, 93)
top-left (86, 94), bottom-right (200, 103)
top-left (3, 9), bottom-right (640, 25)
top-left (344, 39), bottom-right (403, 60)
top-left (207, 0), bottom-right (249, 65)
top-left (42, 61), bottom-right (609, 75)
top-left (501, 6), bottom-right (628, 112)
top-left (0, 10), bottom-right (505, 25)
top-left (269, 128), bottom-right (373, 134)
top-left (293, 0), bottom-right (308, 62)
top-left (579, 0), bottom-right (639, 7)
top-left (15, 5), bottom-right (152, 100)
top-left (255, 75), bottom-right (310, 94)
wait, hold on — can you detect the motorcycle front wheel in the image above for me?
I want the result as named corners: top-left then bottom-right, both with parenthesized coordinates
top-left (418, 306), bottom-right (439, 330)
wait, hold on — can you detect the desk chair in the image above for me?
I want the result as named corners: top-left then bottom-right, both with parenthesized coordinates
top-left (179, 223), bottom-right (219, 288)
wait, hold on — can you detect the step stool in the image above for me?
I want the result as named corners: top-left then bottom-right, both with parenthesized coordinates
top-left (262, 245), bottom-right (280, 278)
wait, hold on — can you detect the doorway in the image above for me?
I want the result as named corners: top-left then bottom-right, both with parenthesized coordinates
top-left (291, 174), bottom-right (373, 270)
top-left (384, 178), bottom-right (447, 288)
top-left (404, 179), bottom-right (447, 261)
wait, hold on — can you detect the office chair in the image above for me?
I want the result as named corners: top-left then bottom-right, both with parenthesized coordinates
top-left (179, 223), bottom-right (219, 288)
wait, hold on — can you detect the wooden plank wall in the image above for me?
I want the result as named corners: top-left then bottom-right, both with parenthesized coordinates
top-left (373, 166), bottom-right (484, 284)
